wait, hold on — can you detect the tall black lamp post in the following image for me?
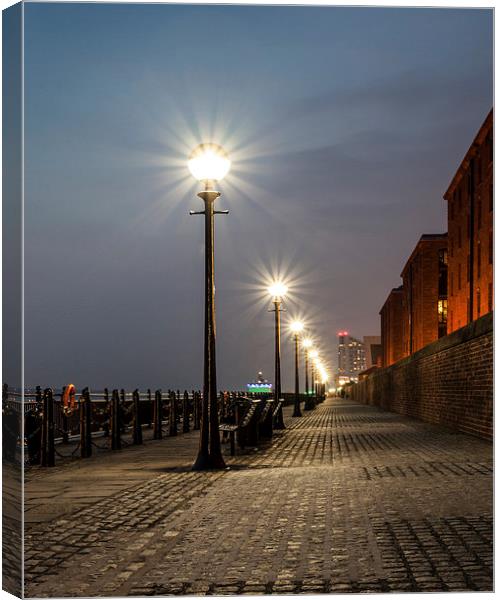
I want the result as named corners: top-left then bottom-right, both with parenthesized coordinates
top-left (309, 349), bottom-right (319, 408)
top-left (188, 143), bottom-right (230, 471)
top-left (268, 282), bottom-right (287, 429)
top-left (290, 321), bottom-right (304, 417)
top-left (303, 342), bottom-right (314, 410)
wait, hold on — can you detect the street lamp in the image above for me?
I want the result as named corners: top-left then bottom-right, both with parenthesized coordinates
top-left (302, 338), bottom-right (312, 407)
top-left (188, 143), bottom-right (230, 471)
top-left (290, 321), bottom-right (304, 417)
top-left (268, 281), bottom-right (288, 429)
top-left (309, 349), bottom-right (319, 408)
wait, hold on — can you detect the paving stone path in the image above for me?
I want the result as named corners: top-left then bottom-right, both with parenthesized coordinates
top-left (24, 398), bottom-right (493, 596)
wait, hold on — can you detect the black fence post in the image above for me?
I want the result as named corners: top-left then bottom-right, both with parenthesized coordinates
top-left (80, 390), bottom-right (86, 458)
top-left (61, 386), bottom-right (69, 444)
top-left (192, 391), bottom-right (199, 430)
top-left (120, 389), bottom-right (126, 433)
top-left (80, 388), bottom-right (91, 458)
top-left (46, 388), bottom-right (55, 467)
top-left (132, 389), bottom-right (143, 445)
top-left (147, 389), bottom-right (152, 429)
top-left (153, 390), bottom-right (163, 440)
top-left (41, 389), bottom-right (48, 466)
top-left (111, 389), bottom-right (122, 450)
top-left (169, 390), bottom-right (177, 436)
top-left (183, 390), bottom-right (190, 433)
top-left (103, 388), bottom-right (110, 437)
top-left (28, 386), bottom-right (43, 465)
top-left (85, 388), bottom-right (92, 457)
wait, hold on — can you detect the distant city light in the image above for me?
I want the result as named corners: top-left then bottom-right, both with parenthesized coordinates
top-left (246, 383), bottom-right (273, 392)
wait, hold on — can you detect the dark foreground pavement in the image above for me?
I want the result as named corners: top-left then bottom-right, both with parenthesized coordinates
top-left (24, 397), bottom-right (493, 596)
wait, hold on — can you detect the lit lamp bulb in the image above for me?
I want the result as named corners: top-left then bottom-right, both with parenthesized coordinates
top-left (309, 349), bottom-right (319, 360)
top-left (268, 281), bottom-right (288, 300)
top-left (188, 143), bottom-right (231, 183)
top-left (290, 321), bottom-right (304, 334)
top-left (302, 338), bottom-right (313, 349)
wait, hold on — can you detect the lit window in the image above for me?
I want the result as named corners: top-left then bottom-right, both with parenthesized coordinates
top-left (438, 299), bottom-right (448, 323)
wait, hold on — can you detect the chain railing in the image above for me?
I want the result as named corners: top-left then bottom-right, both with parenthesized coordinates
top-left (3, 384), bottom-right (307, 468)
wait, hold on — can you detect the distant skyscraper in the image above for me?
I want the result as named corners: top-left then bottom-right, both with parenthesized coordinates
top-left (337, 331), bottom-right (366, 383)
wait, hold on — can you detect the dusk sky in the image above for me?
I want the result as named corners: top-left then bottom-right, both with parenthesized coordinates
top-left (21, 3), bottom-right (492, 390)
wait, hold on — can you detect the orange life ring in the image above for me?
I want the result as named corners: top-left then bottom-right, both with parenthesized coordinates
top-left (62, 384), bottom-right (76, 416)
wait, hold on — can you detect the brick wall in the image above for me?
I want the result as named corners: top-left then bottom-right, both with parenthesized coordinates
top-left (350, 312), bottom-right (493, 440)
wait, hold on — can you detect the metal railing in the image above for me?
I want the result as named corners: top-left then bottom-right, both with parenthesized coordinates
top-left (2, 384), bottom-right (281, 468)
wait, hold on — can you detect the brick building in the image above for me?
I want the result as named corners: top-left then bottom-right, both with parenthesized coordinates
top-left (401, 234), bottom-right (448, 355)
top-left (363, 335), bottom-right (382, 368)
top-left (444, 110), bottom-right (493, 333)
top-left (380, 286), bottom-right (404, 367)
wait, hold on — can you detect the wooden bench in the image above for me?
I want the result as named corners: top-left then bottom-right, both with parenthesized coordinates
top-left (272, 399), bottom-right (284, 419)
top-left (257, 398), bottom-right (275, 439)
top-left (219, 398), bottom-right (261, 456)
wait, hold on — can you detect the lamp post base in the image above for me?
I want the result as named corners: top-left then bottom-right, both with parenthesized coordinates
top-left (192, 451), bottom-right (227, 471)
top-left (273, 404), bottom-right (286, 429)
top-left (292, 399), bottom-right (302, 417)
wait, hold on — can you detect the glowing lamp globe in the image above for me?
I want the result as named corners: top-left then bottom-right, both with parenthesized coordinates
top-left (188, 143), bottom-right (231, 182)
top-left (302, 338), bottom-right (313, 349)
top-left (268, 282), bottom-right (288, 299)
top-left (309, 350), bottom-right (319, 359)
top-left (290, 321), bottom-right (304, 334)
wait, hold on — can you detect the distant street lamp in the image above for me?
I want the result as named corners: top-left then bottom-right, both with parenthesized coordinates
top-left (268, 282), bottom-right (288, 429)
top-left (309, 349), bottom-right (319, 407)
top-left (302, 338), bottom-right (312, 408)
top-left (290, 321), bottom-right (304, 417)
top-left (188, 143), bottom-right (230, 471)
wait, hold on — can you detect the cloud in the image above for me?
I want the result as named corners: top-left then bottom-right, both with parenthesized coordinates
top-left (284, 68), bottom-right (491, 122)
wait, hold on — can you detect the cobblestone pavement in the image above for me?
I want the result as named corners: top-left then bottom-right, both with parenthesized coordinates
top-left (24, 398), bottom-right (493, 596)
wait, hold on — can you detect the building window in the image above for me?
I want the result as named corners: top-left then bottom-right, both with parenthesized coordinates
top-left (489, 231), bottom-right (493, 264)
top-left (488, 283), bottom-right (493, 312)
top-left (450, 201), bottom-right (454, 220)
top-left (458, 263), bottom-right (462, 290)
top-left (477, 158), bottom-right (482, 183)
top-left (477, 242), bottom-right (481, 278)
top-left (438, 249), bottom-right (448, 297)
top-left (477, 291), bottom-right (481, 318)
top-left (458, 227), bottom-right (462, 249)
top-left (438, 299), bottom-right (448, 338)
top-left (450, 272), bottom-right (454, 296)
top-left (477, 195), bottom-right (482, 229)
top-left (458, 188), bottom-right (462, 210)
